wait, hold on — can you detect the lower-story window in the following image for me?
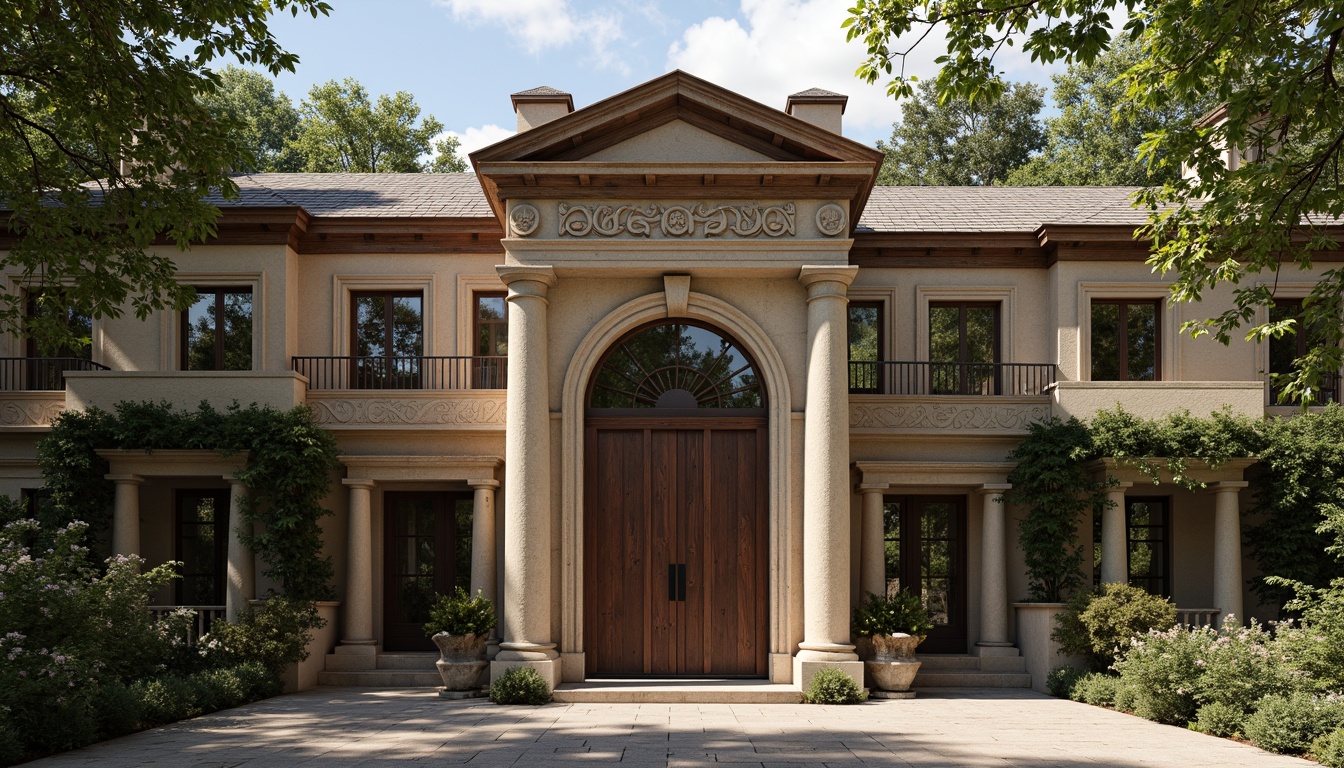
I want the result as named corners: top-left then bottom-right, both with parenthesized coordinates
top-left (1093, 496), bottom-right (1171, 597)
top-left (176, 489), bottom-right (229, 606)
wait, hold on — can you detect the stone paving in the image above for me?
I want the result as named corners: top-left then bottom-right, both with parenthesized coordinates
top-left (25, 687), bottom-right (1315, 767)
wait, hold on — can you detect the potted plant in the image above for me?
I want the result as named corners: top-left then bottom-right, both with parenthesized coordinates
top-left (424, 587), bottom-right (496, 698)
top-left (852, 590), bottom-right (934, 698)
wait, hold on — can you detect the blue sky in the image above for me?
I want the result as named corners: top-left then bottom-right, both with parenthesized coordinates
top-left (256, 0), bottom-right (1066, 156)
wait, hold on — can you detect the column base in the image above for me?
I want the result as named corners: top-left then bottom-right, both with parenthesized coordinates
top-left (972, 642), bottom-right (1019, 658)
top-left (560, 652), bottom-right (586, 682)
top-left (336, 640), bottom-right (377, 656)
top-left (794, 657), bottom-right (864, 692)
top-left (495, 641), bottom-right (559, 662)
top-left (490, 658), bottom-right (561, 691)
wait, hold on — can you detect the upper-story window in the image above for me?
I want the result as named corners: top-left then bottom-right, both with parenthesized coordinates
top-left (929, 302), bottom-right (999, 394)
top-left (352, 291), bottom-right (423, 388)
top-left (1091, 299), bottom-right (1159, 381)
top-left (848, 301), bottom-right (883, 394)
top-left (473, 292), bottom-right (507, 389)
top-left (182, 287), bottom-right (252, 371)
top-left (18, 290), bottom-right (93, 390)
top-left (25, 290), bottom-right (92, 360)
top-left (1268, 299), bottom-right (1339, 404)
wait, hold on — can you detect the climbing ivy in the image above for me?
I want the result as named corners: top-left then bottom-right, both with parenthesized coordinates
top-left (38, 401), bottom-right (339, 601)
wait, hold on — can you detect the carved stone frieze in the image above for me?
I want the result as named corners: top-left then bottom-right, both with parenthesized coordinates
top-left (557, 202), bottom-right (796, 239)
top-left (0, 398), bottom-right (66, 427)
top-left (815, 203), bottom-right (847, 236)
top-left (851, 400), bottom-right (1050, 433)
top-left (308, 396), bottom-right (506, 427)
top-left (509, 204), bottom-right (540, 236)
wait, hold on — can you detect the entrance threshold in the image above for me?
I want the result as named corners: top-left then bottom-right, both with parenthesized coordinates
top-left (552, 679), bottom-right (801, 704)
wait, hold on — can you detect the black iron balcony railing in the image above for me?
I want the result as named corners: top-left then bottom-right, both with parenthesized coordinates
top-left (849, 360), bottom-right (1056, 396)
top-left (0, 357), bottom-right (110, 391)
top-left (292, 355), bottom-right (507, 391)
top-left (1268, 372), bottom-right (1340, 405)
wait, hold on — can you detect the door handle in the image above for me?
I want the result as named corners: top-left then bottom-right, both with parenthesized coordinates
top-left (667, 563), bottom-right (687, 601)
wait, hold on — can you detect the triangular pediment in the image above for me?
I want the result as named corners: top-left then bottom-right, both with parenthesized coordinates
top-left (470, 71), bottom-right (884, 230)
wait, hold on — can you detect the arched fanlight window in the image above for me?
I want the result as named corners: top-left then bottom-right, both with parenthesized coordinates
top-left (588, 321), bottom-right (764, 409)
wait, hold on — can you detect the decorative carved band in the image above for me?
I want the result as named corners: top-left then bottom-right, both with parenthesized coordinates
top-left (0, 399), bottom-right (66, 427)
top-left (309, 396), bottom-right (506, 427)
top-left (557, 202), bottom-right (796, 239)
top-left (851, 401), bottom-right (1050, 433)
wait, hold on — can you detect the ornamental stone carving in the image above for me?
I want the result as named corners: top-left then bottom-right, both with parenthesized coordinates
top-left (557, 202), bottom-right (795, 239)
top-left (309, 396), bottom-right (506, 427)
top-left (851, 401), bottom-right (1050, 433)
top-left (0, 399), bottom-right (66, 427)
top-left (509, 204), bottom-right (540, 236)
top-left (815, 203), bottom-right (847, 236)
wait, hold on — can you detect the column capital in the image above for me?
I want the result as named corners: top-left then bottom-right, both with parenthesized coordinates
top-left (1206, 481), bottom-right (1250, 493)
top-left (342, 479), bottom-right (376, 490)
top-left (1108, 481), bottom-right (1135, 491)
top-left (798, 265), bottom-right (858, 294)
top-left (105, 473), bottom-right (144, 485)
top-left (857, 482), bottom-right (888, 494)
top-left (468, 478), bottom-right (500, 490)
top-left (978, 483), bottom-right (1012, 494)
top-left (497, 265), bottom-right (557, 293)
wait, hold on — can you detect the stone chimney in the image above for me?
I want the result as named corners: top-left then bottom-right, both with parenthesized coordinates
top-left (511, 86), bottom-right (574, 132)
top-left (786, 88), bottom-right (848, 135)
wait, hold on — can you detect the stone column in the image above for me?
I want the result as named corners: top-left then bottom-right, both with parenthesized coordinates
top-left (225, 477), bottom-right (254, 623)
top-left (1210, 481), bottom-right (1248, 626)
top-left (107, 474), bottom-right (144, 560)
top-left (1099, 482), bottom-right (1133, 586)
top-left (858, 484), bottom-right (887, 600)
top-left (493, 265), bottom-right (559, 688)
top-left (794, 265), bottom-right (862, 690)
top-left (976, 484), bottom-right (1014, 652)
top-left (469, 479), bottom-right (500, 658)
top-left (339, 479), bottom-right (376, 655)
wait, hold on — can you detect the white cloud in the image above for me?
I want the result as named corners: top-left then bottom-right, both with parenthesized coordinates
top-left (441, 124), bottom-right (516, 158)
top-left (434, 0), bottom-right (626, 72)
top-left (667, 0), bottom-right (1066, 142)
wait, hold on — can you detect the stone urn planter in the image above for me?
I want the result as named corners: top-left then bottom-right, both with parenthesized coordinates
top-left (431, 632), bottom-right (489, 699)
top-left (424, 588), bottom-right (496, 700)
top-left (865, 633), bottom-right (922, 699)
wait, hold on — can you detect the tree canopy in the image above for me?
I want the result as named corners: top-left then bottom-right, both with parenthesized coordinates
top-left (198, 66), bottom-right (304, 173)
top-left (291, 78), bottom-right (461, 173)
top-left (0, 0), bottom-right (330, 353)
top-left (1004, 39), bottom-right (1209, 186)
top-left (845, 0), bottom-right (1344, 402)
top-left (877, 79), bottom-right (1044, 185)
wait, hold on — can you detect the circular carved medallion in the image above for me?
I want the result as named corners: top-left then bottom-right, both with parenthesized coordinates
top-left (509, 204), bottom-right (540, 237)
top-left (816, 203), bottom-right (847, 236)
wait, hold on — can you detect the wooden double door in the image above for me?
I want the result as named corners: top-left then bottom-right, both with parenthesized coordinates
top-left (584, 417), bottom-right (768, 678)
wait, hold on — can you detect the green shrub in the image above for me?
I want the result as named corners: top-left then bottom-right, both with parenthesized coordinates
top-left (201, 597), bottom-right (322, 676)
top-left (1054, 583), bottom-right (1176, 671)
top-left (1111, 680), bottom-right (1138, 712)
top-left (424, 588), bottom-right (496, 637)
top-left (132, 676), bottom-right (197, 727)
top-left (94, 681), bottom-right (144, 739)
top-left (1072, 673), bottom-right (1119, 707)
top-left (1243, 693), bottom-right (1344, 754)
top-left (852, 590), bottom-right (933, 638)
top-left (229, 661), bottom-right (283, 701)
top-left (1112, 625), bottom-right (1212, 724)
top-left (1313, 727), bottom-right (1344, 768)
top-left (489, 668), bottom-right (552, 705)
top-left (1193, 621), bottom-right (1295, 714)
top-left (1194, 702), bottom-right (1245, 738)
top-left (1046, 665), bottom-right (1086, 698)
top-left (801, 668), bottom-right (867, 705)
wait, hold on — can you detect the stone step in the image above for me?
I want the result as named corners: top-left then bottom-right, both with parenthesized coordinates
top-left (376, 653), bottom-right (439, 670)
top-left (912, 655), bottom-right (1026, 673)
top-left (911, 670), bottom-right (1032, 688)
top-left (552, 681), bottom-right (802, 704)
top-left (317, 669), bottom-right (443, 687)
top-left (914, 655), bottom-right (981, 670)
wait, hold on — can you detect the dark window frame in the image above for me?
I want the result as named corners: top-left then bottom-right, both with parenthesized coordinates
top-left (1092, 495), bottom-right (1172, 597)
top-left (350, 290), bottom-right (425, 359)
top-left (880, 494), bottom-right (968, 654)
top-left (1091, 298), bottom-right (1162, 382)
top-left (174, 488), bottom-right (230, 607)
top-left (848, 301), bottom-right (884, 394)
top-left (473, 291), bottom-right (508, 357)
top-left (25, 289), bottom-right (93, 360)
top-left (1268, 298), bottom-right (1340, 404)
top-left (928, 301), bottom-right (1001, 395)
top-left (180, 286), bottom-right (254, 371)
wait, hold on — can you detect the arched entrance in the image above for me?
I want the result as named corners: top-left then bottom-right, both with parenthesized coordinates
top-left (583, 320), bottom-right (768, 678)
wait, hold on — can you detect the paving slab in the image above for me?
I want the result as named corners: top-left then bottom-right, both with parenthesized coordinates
top-left (20, 687), bottom-right (1317, 767)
